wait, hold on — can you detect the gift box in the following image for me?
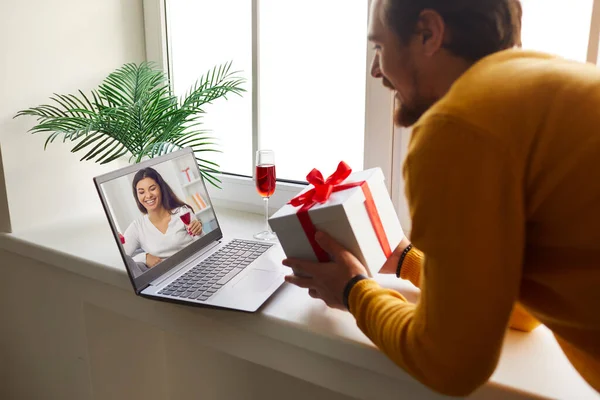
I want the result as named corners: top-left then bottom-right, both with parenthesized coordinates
top-left (268, 162), bottom-right (404, 276)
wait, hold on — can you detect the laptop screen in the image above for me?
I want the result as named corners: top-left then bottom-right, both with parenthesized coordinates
top-left (94, 148), bottom-right (223, 292)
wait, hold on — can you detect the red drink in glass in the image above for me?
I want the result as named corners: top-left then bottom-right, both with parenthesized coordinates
top-left (180, 212), bottom-right (195, 236)
top-left (180, 212), bottom-right (191, 225)
top-left (256, 164), bottom-right (276, 197)
top-left (253, 150), bottom-right (277, 241)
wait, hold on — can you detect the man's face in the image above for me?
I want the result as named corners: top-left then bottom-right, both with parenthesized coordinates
top-left (368, 0), bottom-right (436, 127)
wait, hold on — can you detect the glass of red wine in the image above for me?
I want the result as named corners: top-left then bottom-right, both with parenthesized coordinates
top-left (180, 211), bottom-right (194, 236)
top-left (254, 149), bottom-right (277, 241)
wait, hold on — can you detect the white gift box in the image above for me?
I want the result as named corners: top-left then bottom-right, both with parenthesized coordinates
top-left (268, 167), bottom-right (404, 276)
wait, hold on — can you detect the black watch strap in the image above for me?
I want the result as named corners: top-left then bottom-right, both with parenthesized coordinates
top-left (343, 274), bottom-right (368, 310)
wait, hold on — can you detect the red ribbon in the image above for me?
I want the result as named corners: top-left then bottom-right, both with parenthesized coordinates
top-left (288, 161), bottom-right (392, 262)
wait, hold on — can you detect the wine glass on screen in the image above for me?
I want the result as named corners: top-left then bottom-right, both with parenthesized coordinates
top-left (254, 150), bottom-right (277, 241)
top-left (180, 211), bottom-right (193, 236)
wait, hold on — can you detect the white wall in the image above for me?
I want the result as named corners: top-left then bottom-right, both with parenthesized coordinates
top-left (0, 248), bottom-right (356, 400)
top-left (0, 0), bottom-right (147, 232)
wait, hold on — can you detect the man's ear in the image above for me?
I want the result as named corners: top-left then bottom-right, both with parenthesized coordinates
top-left (422, 31), bottom-right (432, 44)
top-left (415, 9), bottom-right (445, 56)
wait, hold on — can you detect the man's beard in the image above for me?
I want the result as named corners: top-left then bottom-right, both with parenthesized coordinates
top-left (382, 77), bottom-right (432, 128)
top-left (394, 101), bottom-right (429, 127)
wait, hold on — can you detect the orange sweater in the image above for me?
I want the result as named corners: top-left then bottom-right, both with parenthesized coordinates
top-left (349, 49), bottom-right (600, 396)
top-left (394, 247), bottom-right (540, 332)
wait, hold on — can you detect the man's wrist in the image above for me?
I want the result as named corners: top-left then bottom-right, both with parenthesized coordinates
top-left (381, 237), bottom-right (412, 274)
top-left (396, 244), bottom-right (413, 278)
top-left (343, 274), bottom-right (369, 310)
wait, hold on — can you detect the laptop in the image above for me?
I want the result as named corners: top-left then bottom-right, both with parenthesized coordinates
top-left (94, 147), bottom-right (286, 312)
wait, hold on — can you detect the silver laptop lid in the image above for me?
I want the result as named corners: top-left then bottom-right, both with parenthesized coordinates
top-left (94, 147), bottom-right (223, 293)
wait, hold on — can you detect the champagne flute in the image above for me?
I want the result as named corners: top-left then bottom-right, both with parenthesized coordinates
top-left (254, 150), bottom-right (277, 241)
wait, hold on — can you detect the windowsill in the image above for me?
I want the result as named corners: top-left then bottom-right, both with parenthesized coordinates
top-left (0, 204), bottom-right (598, 399)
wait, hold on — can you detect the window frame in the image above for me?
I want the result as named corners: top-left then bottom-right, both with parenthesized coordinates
top-left (587, 0), bottom-right (600, 63)
top-left (142, 0), bottom-right (399, 214)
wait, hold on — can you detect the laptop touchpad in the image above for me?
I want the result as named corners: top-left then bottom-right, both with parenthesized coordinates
top-left (233, 270), bottom-right (279, 292)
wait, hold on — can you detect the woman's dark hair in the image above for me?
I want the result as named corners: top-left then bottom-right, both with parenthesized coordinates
top-left (132, 167), bottom-right (193, 215)
top-left (383, 0), bottom-right (522, 62)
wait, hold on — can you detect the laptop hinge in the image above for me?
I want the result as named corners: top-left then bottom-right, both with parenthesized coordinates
top-left (146, 240), bottom-right (221, 288)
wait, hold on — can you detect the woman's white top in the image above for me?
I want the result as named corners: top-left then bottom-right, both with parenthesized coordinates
top-left (123, 206), bottom-right (199, 264)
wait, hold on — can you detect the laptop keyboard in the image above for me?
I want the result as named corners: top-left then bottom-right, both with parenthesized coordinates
top-left (158, 239), bottom-right (274, 302)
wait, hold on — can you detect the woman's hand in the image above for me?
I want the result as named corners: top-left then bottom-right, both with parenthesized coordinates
top-left (146, 253), bottom-right (163, 268)
top-left (379, 237), bottom-right (412, 274)
top-left (187, 220), bottom-right (203, 236)
top-left (283, 231), bottom-right (370, 310)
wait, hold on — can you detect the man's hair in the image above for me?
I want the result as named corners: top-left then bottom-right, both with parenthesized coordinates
top-left (383, 0), bottom-right (522, 62)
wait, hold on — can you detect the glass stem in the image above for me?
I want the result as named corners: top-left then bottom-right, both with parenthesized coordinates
top-left (264, 197), bottom-right (270, 233)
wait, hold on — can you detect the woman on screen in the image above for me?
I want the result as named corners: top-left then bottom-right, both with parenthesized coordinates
top-left (123, 167), bottom-right (203, 271)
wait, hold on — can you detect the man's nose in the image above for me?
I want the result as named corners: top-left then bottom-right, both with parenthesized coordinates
top-left (371, 53), bottom-right (382, 78)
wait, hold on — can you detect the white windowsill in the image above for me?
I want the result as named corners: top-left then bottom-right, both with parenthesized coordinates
top-left (0, 206), bottom-right (597, 400)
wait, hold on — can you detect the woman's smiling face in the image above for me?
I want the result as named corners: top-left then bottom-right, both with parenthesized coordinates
top-left (136, 177), bottom-right (163, 212)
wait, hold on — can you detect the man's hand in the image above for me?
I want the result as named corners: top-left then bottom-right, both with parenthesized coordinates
top-left (146, 253), bottom-right (163, 268)
top-left (187, 220), bottom-right (203, 236)
top-left (283, 231), bottom-right (370, 310)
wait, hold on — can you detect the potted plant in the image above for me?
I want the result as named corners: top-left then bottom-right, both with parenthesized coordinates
top-left (14, 61), bottom-right (245, 187)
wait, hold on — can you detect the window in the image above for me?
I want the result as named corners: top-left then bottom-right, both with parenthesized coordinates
top-left (166, 0), bottom-right (372, 182)
top-left (520, 0), bottom-right (597, 62)
top-left (143, 0), bottom-right (395, 214)
top-left (258, 1), bottom-right (368, 180)
top-left (167, 0), bottom-right (253, 177)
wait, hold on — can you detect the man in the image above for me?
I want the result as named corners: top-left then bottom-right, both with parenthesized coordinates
top-left (283, 0), bottom-right (600, 396)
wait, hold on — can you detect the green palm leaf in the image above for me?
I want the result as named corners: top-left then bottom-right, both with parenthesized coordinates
top-left (14, 61), bottom-right (246, 186)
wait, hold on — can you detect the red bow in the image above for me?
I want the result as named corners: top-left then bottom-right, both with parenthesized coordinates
top-left (289, 161), bottom-right (354, 208)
